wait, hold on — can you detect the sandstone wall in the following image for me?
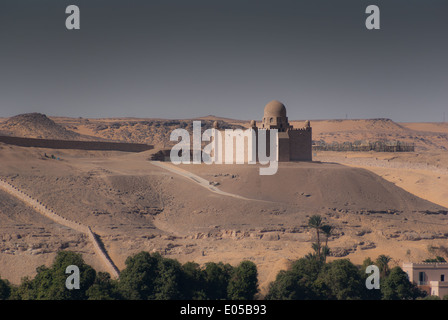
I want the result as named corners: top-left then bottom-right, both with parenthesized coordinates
top-left (288, 127), bottom-right (312, 161)
top-left (0, 135), bottom-right (153, 152)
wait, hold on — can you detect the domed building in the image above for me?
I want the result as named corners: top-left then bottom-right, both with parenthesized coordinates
top-left (256, 100), bottom-right (312, 162)
top-left (207, 100), bottom-right (312, 165)
top-left (261, 100), bottom-right (291, 132)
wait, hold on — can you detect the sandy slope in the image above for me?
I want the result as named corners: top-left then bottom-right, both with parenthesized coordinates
top-left (360, 167), bottom-right (448, 209)
top-left (400, 122), bottom-right (448, 134)
top-left (1, 143), bottom-right (448, 296)
top-left (315, 151), bottom-right (448, 208)
top-left (1, 113), bottom-right (448, 296)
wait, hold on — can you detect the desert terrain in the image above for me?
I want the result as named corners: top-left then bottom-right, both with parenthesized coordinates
top-left (0, 113), bottom-right (448, 296)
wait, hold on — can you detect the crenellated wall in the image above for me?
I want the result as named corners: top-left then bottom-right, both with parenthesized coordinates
top-left (288, 127), bottom-right (312, 161)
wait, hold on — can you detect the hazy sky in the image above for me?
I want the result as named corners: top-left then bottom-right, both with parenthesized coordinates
top-left (0, 0), bottom-right (447, 122)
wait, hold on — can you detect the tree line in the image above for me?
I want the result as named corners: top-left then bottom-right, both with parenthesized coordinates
top-left (0, 215), bottom-right (439, 300)
top-left (0, 250), bottom-right (258, 300)
top-left (312, 140), bottom-right (415, 152)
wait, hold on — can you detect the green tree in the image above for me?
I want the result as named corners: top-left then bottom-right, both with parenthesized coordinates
top-left (321, 246), bottom-right (331, 263)
top-left (0, 277), bottom-right (11, 300)
top-left (265, 258), bottom-right (322, 300)
top-left (227, 261), bottom-right (258, 300)
top-left (203, 262), bottom-right (234, 300)
top-left (117, 251), bottom-right (185, 300)
top-left (265, 270), bottom-right (309, 300)
top-left (316, 259), bottom-right (365, 300)
top-left (308, 215), bottom-right (323, 259)
top-left (376, 255), bottom-right (392, 278)
top-left (117, 251), bottom-right (159, 300)
top-left (307, 216), bottom-right (334, 264)
top-left (289, 258), bottom-right (322, 292)
top-left (153, 255), bottom-right (184, 299)
top-left (310, 243), bottom-right (320, 258)
top-left (423, 256), bottom-right (446, 263)
top-left (360, 257), bottom-right (375, 274)
top-left (320, 225), bottom-right (333, 263)
top-left (86, 272), bottom-right (119, 300)
top-left (9, 276), bottom-right (34, 300)
top-left (12, 251), bottom-right (96, 300)
top-left (180, 262), bottom-right (207, 300)
top-left (381, 266), bottom-right (425, 300)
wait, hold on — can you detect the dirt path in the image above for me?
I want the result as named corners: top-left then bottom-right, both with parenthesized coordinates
top-left (149, 161), bottom-right (272, 202)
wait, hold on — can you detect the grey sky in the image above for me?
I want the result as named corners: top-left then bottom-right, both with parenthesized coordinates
top-left (0, 0), bottom-right (447, 122)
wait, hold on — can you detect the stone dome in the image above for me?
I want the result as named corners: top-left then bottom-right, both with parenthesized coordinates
top-left (264, 100), bottom-right (286, 118)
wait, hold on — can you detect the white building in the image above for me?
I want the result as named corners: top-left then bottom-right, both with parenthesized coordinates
top-left (402, 262), bottom-right (448, 298)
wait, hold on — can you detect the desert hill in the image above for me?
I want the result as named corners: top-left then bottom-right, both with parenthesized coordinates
top-left (2, 113), bottom-right (447, 152)
top-left (0, 113), bottom-right (97, 141)
top-left (305, 118), bottom-right (448, 152)
top-left (178, 162), bottom-right (445, 214)
top-left (66, 116), bottom-right (448, 151)
top-left (1, 113), bottom-right (448, 294)
top-left (49, 116), bottom-right (246, 149)
top-left (401, 122), bottom-right (448, 134)
top-left (1, 143), bottom-right (448, 293)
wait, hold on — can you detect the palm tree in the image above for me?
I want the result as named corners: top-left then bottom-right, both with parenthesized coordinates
top-left (311, 243), bottom-right (320, 256)
top-left (321, 225), bottom-right (333, 247)
top-left (304, 252), bottom-right (316, 261)
top-left (376, 255), bottom-right (392, 278)
top-left (321, 246), bottom-right (330, 262)
top-left (320, 224), bottom-right (333, 263)
top-left (308, 215), bottom-right (323, 258)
